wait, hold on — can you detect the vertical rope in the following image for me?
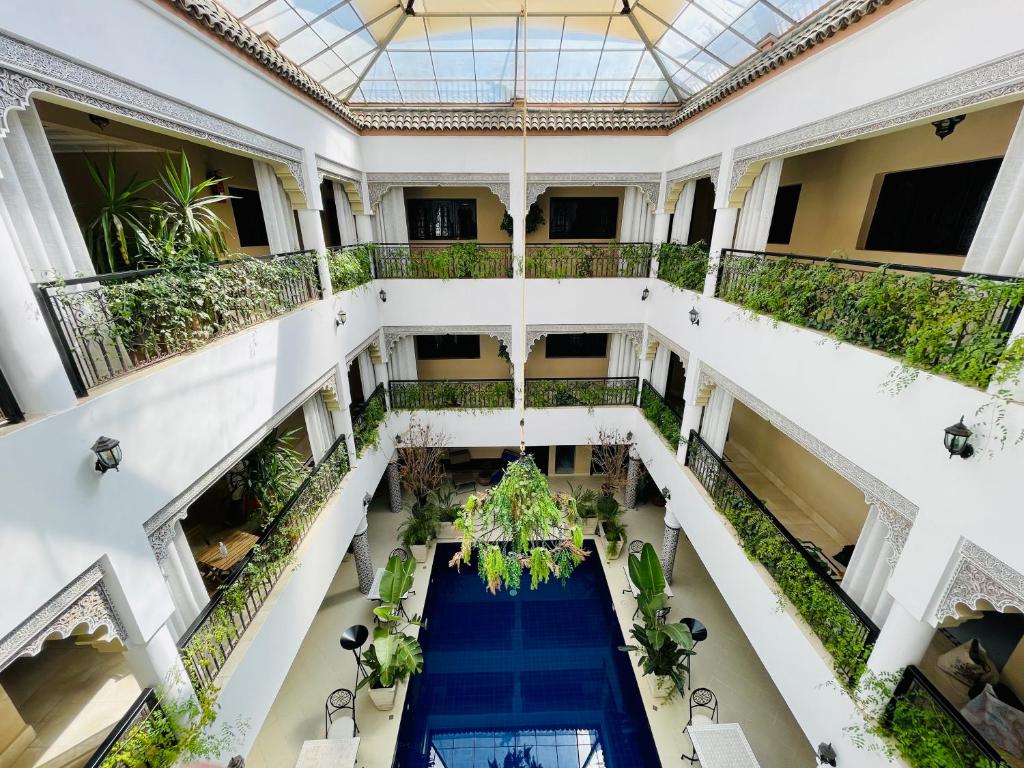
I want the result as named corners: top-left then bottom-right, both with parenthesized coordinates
top-left (519, 0), bottom-right (529, 455)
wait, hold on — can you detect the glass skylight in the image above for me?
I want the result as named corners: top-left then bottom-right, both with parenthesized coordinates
top-left (216, 0), bottom-right (827, 105)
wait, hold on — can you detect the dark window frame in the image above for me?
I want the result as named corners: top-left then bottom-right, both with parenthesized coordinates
top-left (414, 334), bottom-right (482, 360)
top-left (544, 333), bottom-right (608, 359)
top-left (549, 197), bottom-right (619, 239)
top-left (768, 184), bottom-right (801, 245)
top-left (406, 198), bottom-right (478, 241)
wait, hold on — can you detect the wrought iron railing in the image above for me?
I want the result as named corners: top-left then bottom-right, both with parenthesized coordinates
top-left (525, 243), bottom-right (654, 278)
top-left (0, 367), bottom-right (24, 427)
top-left (390, 379), bottom-right (514, 410)
top-left (35, 251), bottom-right (321, 396)
top-left (883, 666), bottom-right (1003, 767)
top-left (639, 380), bottom-right (683, 450)
top-left (656, 241), bottom-right (709, 292)
top-left (525, 377), bottom-right (638, 407)
top-left (83, 688), bottom-right (170, 768)
top-left (685, 430), bottom-right (878, 684)
top-left (371, 242), bottom-right (513, 279)
top-left (326, 244), bottom-right (373, 292)
top-left (178, 435), bottom-right (349, 689)
top-left (716, 248), bottom-right (1024, 388)
top-left (352, 382), bottom-right (388, 454)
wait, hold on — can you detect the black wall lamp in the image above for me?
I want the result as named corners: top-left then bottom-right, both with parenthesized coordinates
top-left (817, 742), bottom-right (837, 766)
top-left (641, 287), bottom-right (650, 301)
top-left (92, 436), bottom-right (122, 473)
top-left (661, 486), bottom-right (671, 500)
top-left (378, 289), bottom-right (387, 303)
top-left (362, 492), bottom-right (373, 508)
top-left (943, 415), bottom-right (974, 459)
top-left (932, 114), bottom-right (965, 140)
top-left (335, 309), bottom-right (347, 327)
top-left (689, 307), bottom-right (700, 326)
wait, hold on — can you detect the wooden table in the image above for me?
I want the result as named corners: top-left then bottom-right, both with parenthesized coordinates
top-left (687, 723), bottom-right (760, 768)
top-left (194, 530), bottom-right (259, 574)
top-left (294, 737), bottom-right (359, 768)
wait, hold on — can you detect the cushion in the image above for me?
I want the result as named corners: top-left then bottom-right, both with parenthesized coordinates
top-left (327, 715), bottom-right (355, 739)
top-left (938, 639), bottom-right (1000, 687)
top-left (689, 714), bottom-right (714, 727)
top-left (961, 685), bottom-right (1024, 759)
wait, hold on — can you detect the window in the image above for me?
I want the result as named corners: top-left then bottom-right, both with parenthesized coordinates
top-left (555, 445), bottom-right (576, 475)
top-left (228, 187), bottom-right (269, 248)
top-left (544, 333), bottom-right (608, 358)
top-left (406, 199), bottom-right (477, 240)
top-left (863, 158), bottom-right (1001, 255)
top-left (768, 184), bottom-right (801, 245)
top-left (549, 197), bottom-right (618, 239)
top-left (320, 180), bottom-right (341, 248)
top-left (415, 334), bottom-right (481, 360)
top-left (687, 177), bottom-right (716, 245)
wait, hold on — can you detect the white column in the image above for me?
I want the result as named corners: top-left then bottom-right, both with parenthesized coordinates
top-left (124, 622), bottom-right (191, 695)
top-left (652, 211), bottom-right (671, 246)
top-left (510, 167), bottom-right (526, 412)
top-left (357, 350), bottom-right (376, 398)
top-left (624, 447), bottom-right (641, 509)
top-left (334, 362), bottom-right (357, 461)
top-left (354, 214), bottom-right (376, 244)
top-left (254, 160), bottom-right (300, 254)
top-left (172, 522), bottom-right (210, 616)
top-left (703, 207), bottom-right (738, 297)
top-left (866, 600), bottom-right (935, 677)
top-left (733, 158), bottom-right (783, 252)
top-left (841, 505), bottom-right (896, 626)
top-left (373, 356), bottom-right (390, 409)
top-left (700, 387), bottom-right (734, 455)
top-left (332, 181), bottom-right (359, 246)
top-left (296, 207), bottom-right (332, 297)
top-left (669, 180), bottom-right (696, 244)
top-left (163, 539), bottom-right (202, 637)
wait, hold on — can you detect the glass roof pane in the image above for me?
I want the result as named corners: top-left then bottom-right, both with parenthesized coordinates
top-left (398, 80), bottom-right (440, 102)
top-left (590, 80), bottom-right (632, 103)
top-left (288, 0), bottom-right (343, 19)
top-left (303, 50), bottom-right (346, 79)
top-left (390, 17), bottom-right (429, 50)
top-left (245, 3), bottom-right (304, 39)
top-left (358, 80), bottom-right (402, 103)
top-left (525, 80), bottom-right (555, 102)
top-left (219, 0), bottom-right (266, 16)
top-left (425, 17), bottom-right (473, 50)
top-left (432, 51), bottom-right (475, 79)
top-left (604, 17), bottom-right (644, 50)
top-left (435, 82), bottom-right (478, 102)
top-left (626, 81), bottom-right (670, 103)
top-left (635, 51), bottom-right (665, 79)
top-left (322, 68), bottom-right (358, 94)
top-left (280, 27), bottom-right (328, 63)
top-left (596, 50), bottom-right (642, 79)
top-left (673, 4), bottom-right (725, 46)
top-left (389, 51), bottom-right (433, 79)
top-left (524, 51), bottom-right (559, 79)
top-left (687, 50), bottom-right (729, 80)
top-left (706, 29), bottom-right (756, 64)
top-left (477, 80), bottom-right (514, 102)
top-left (475, 51), bottom-right (516, 80)
top-left (472, 17), bottom-right (518, 51)
top-left (656, 29), bottom-right (700, 63)
top-left (366, 53), bottom-right (395, 80)
top-left (311, 5), bottom-right (365, 45)
top-left (733, 3), bottom-right (790, 42)
top-left (774, 0), bottom-right (827, 19)
top-left (329, 28), bottom-right (377, 64)
top-left (552, 81), bottom-right (595, 102)
top-left (696, 0), bottom-right (754, 25)
top-left (523, 17), bottom-right (564, 50)
top-left (556, 51), bottom-right (601, 80)
top-left (560, 17), bottom-right (610, 50)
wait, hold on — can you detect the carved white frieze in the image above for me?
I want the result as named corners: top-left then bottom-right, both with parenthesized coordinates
top-left (383, 325), bottom-right (513, 354)
top-left (367, 173), bottom-right (510, 210)
top-left (526, 324), bottom-right (644, 355)
top-left (525, 173), bottom-right (661, 209)
top-left (936, 540), bottom-right (1024, 623)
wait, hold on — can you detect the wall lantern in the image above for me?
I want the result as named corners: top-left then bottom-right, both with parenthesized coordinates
top-left (931, 114), bottom-right (965, 140)
top-left (335, 309), bottom-right (347, 327)
top-left (378, 289), bottom-right (387, 303)
top-left (92, 436), bottom-right (122, 473)
top-left (626, 431), bottom-right (633, 442)
top-left (817, 743), bottom-right (837, 766)
top-left (641, 288), bottom-right (650, 301)
top-left (943, 415), bottom-right (974, 459)
top-left (88, 114), bottom-right (110, 131)
top-left (394, 434), bottom-right (403, 445)
top-left (661, 486), bottom-right (671, 500)
top-left (362, 492), bottom-right (373, 508)
top-left (689, 307), bottom-right (700, 326)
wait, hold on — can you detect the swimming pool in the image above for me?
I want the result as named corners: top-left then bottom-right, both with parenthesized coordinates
top-left (392, 541), bottom-right (662, 768)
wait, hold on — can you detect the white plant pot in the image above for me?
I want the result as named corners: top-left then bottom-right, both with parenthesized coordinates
top-left (410, 543), bottom-right (429, 563)
top-left (369, 684), bottom-right (397, 711)
top-left (605, 539), bottom-right (624, 561)
top-left (582, 517), bottom-right (599, 535)
top-left (437, 522), bottom-right (459, 540)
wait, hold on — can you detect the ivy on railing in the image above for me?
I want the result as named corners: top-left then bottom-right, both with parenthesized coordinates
top-left (390, 379), bottom-right (514, 410)
top-left (525, 243), bottom-right (653, 278)
top-left (372, 242), bottom-right (513, 279)
top-left (717, 250), bottom-right (1024, 389)
top-left (525, 377), bottom-right (637, 408)
top-left (327, 244), bottom-right (373, 291)
top-left (352, 383), bottom-right (388, 455)
top-left (640, 380), bottom-right (682, 451)
top-left (657, 241), bottom-right (709, 292)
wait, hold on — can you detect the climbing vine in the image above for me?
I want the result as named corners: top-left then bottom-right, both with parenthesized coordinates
top-left (657, 241), bottom-right (709, 292)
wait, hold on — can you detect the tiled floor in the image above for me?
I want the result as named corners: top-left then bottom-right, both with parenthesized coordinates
top-left (248, 481), bottom-right (815, 768)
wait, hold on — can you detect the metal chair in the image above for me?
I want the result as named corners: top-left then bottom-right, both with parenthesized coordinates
top-left (682, 687), bottom-right (719, 762)
top-left (627, 539), bottom-right (645, 557)
top-left (325, 688), bottom-right (358, 738)
top-left (389, 547), bottom-right (410, 561)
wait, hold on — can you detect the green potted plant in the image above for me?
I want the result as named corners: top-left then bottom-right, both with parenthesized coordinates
top-left (620, 543), bottom-right (695, 700)
top-left (359, 554), bottom-right (423, 710)
top-left (567, 482), bottom-right (599, 535)
top-left (397, 500), bottom-right (437, 562)
top-left (596, 494), bottom-right (626, 561)
top-left (428, 482), bottom-right (461, 540)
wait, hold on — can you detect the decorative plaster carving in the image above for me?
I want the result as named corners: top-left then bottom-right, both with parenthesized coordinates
top-left (383, 325), bottom-right (512, 353)
top-left (525, 173), bottom-right (661, 208)
top-left (0, 34), bottom-right (307, 201)
top-left (936, 540), bottom-right (1024, 623)
top-left (526, 324), bottom-right (644, 355)
top-left (367, 173), bottom-right (510, 210)
top-left (729, 51), bottom-right (1024, 195)
top-left (665, 154), bottom-right (722, 211)
top-left (317, 156), bottom-right (365, 213)
top-left (0, 563), bottom-right (127, 670)
top-left (875, 502), bottom-right (913, 567)
top-left (646, 328), bottom-right (689, 366)
top-left (345, 330), bottom-right (380, 365)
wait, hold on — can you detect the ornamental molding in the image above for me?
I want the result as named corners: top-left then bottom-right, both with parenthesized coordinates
top-left (144, 369), bottom-right (337, 563)
top-left (875, 502), bottom-right (913, 567)
top-left (729, 50), bottom-right (1024, 196)
top-left (698, 366), bottom-right (918, 523)
top-left (666, 154), bottom-right (721, 188)
top-left (936, 540), bottom-right (1024, 624)
top-left (647, 327), bottom-right (690, 366)
top-left (525, 173), bottom-right (660, 209)
top-left (367, 173), bottom-right (510, 210)
top-left (345, 330), bottom-right (380, 365)
top-left (0, 33), bottom-right (308, 202)
top-left (317, 155), bottom-right (365, 213)
top-left (0, 562), bottom-right (127, 670)
top-left (383, 325), bottom-right (512, 353)
top-left (526, 324), bottom-right (644, 354)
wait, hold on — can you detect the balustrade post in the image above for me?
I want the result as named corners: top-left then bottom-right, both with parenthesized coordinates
top-left (660, 511), bottom-right (682, 585)
top-left (352, 514), bottom-right (375, 595)
top-left (388, 459), bottom-right (402, 514)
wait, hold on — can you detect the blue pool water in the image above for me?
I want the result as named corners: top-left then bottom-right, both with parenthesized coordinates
top-left (392, 542), bottom-right (662, 768)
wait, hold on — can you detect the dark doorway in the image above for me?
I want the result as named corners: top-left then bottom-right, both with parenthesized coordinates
top-left (665, 352), bottom-right (686, 415)
top-left (347, 364), bottom-right (365, 405)
top-left (688, 177), bottom-right (717, 246)
top-left (320, 179), bottom-right (342, 248)
top-left (555, 445), bottom-right (576, 474)
top-left (526, 445), bottom-right (549, 475)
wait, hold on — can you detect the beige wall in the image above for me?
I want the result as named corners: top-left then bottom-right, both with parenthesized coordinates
top-left (524, 336), bottom-right (610, 378)
top-left (404, 186), bottom-right (508, 243)
top-left (415, 335), bottom-right (512, 380)
top-left (462, 445), bottom-right (594, 475)
top-left (727, 400), bottom-right (868, 545)
top-left (39, 101), bottom-right (270, 263)
top-left (1001, 637), bottom-right (1024, 699)
top-left (768, 101), bottom-right (1023, 270)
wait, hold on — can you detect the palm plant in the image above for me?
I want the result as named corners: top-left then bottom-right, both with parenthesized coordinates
top-left (154, 152), bottom-right (231, 260)
top-left (84, 154), bottom-right (152, 273)
top-left (242, 428), bottom-right (308, 528)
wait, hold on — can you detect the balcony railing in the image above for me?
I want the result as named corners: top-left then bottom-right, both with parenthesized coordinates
top-left (685, 430), bottom-right (878, 685)
top-left (371, 243), bottom-right (513, 279)
top-left (0, 367), bottom-right (24, 427)
top-left (83, 688), bottom-right (171, 768)
top-left (36, 251), bottom-right (321, 396)
top-left (390, 379), bottom-right (514, 410)
top-left (352, 382), bottom-right (388, 454)
top-left (639, 380), bottom-right (683, 451)
top-left (326, 244), bottom-right (373, 292)
top-left (525, 377), bottom-right (638, 407)
top-left (178, 435), bottom-right (349, 689)
top-left (716, 249), bottom-right (1024, 389)
top-left (525, 243), bottom-right (653, 278)
top-left (883, 666), bottom-right (1003, 768)
top-left (656, 241), bottom-right (709, 292)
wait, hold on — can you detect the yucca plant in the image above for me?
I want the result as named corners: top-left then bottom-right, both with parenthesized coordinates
top-left (154, 152), bottom-right (231, 260)
top-left (84, 154), bottom-right (152, 273)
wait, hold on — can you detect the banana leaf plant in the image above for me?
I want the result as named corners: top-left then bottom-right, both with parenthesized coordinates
top-left (359, 554), bottom-right (423, 690)
top-left (619, 543), bottom-right (695, 698)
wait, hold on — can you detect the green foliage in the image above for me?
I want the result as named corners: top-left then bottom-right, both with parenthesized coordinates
top-left (566, 482), bottom-right (598, 521)
top-left (243, 428), bottom-right (308, 528)
top-left (450, 455), bottom-right (587, 594)
top-left (657, 241), bottom-right (709, 292)
top-left (153, 153), bottom-right (232, 260)
top-left (358, 627), bottom-right (424, 690)
top-left (84, 154), bottom-right (153, 273)
top-left (383, 243), bottom-right (509, 278)
top-left (327, 244), bottom-right (373, 291)
top-left (720, 255), bottom-right (1024, 388)
top-left (398, 500), bottom-right (438, 548)
top-left (640, 384), bottom-right (681, 451)
top-left (525, 243), bottom-right (653, 278)
top-left (391, 380), bottom-right (514, 410)
top-left (352, 386), bottom-right (388, 455)
top-left (525, 378), bottom-right (636, 408)
top-left (500, 203), bottom-right (545, 236)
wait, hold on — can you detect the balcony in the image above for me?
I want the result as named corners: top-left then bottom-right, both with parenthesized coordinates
top-left (716, 249), bottom-right (1024, 389)
top-left (389, 379), bottom-right (515, 409)
top-left (525, 377), bottom-right (637, 407)
top-left (525, 243), bottom-right (653, 278)
top-left (370, 243), bottom-right (513, 279)
top-left (656, 241), bottom-right (709, 293)
top-left (35, 251), bottom-right (321, 395)
top-left (351, 383), bottom-right (388, 455)
top-left (639, 380), bottom-right (683, 451)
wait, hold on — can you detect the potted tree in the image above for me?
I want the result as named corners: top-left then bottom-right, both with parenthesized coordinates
top-left (597, 494), bottom-right (626, 561)
top-left (428, 482), bottom-right (461, 540)
top-left (620, 543), bottom-right (695, 700)
top-left (397, 500), bottom-right (437, 562)
top-left (359, 554), bottom-right (423, 710)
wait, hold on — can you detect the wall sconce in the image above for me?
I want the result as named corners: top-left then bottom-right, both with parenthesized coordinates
top-left (626, 431), bottom-right (633, 442)
top-left (661, 486), bottom-right (671, 500)
top-left (394, 434), bottom-right (403, 444)
top-left (378, 289), bottom-right (387, 303)
top-left (92, 436), bottom-right (122, 473)
top-left (362, 492), bottom-right (373, 508)
top-left (817, 743), bottom-right (837, 766)
top-left (943, 415), bottom-right (974, 459)
top-left (335, 309), bottom-right (347, 327)
top-left (641, 288), bottom-right (650, 301)
top-left (88, 114), bottom-right (110, 131)
top-left (932, 114), bottom-right (965, 140)
top-left (689, 307), bottom-right (700, 326)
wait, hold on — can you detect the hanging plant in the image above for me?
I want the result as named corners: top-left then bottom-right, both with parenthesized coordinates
top-left (500, 203), bottom-right (546, 236)
top-left (449, 453), bottom-right (587, 593)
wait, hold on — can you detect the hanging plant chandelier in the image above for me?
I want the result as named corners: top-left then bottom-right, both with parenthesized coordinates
top-left (449, 453), bottom-right (588, 594)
